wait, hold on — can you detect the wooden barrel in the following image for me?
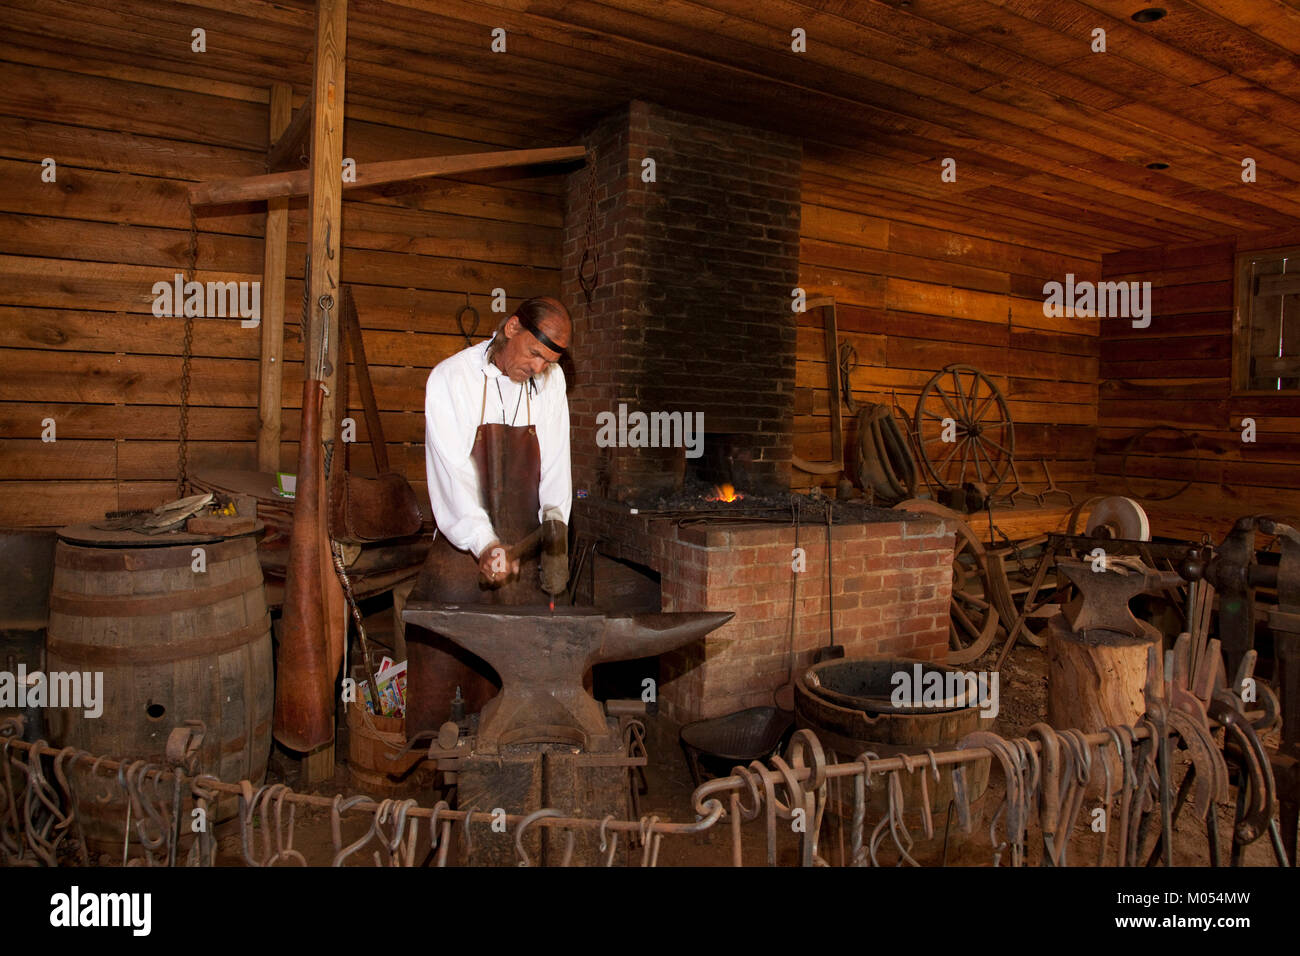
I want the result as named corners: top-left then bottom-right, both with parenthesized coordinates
top-left (45, 530), bottom-right (272, 849)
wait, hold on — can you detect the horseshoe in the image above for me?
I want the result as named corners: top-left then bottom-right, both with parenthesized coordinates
top-left (514, 808), bottom-right (562, 867)
top-left (956, 732), bottom-right (1025, 865)
top-left (1097, 737), bottom-right (1117, 867)
top-left (455, 298), bottom-right (481, 346)
top-left (427, 800), bottom-right (452, 868)
top-left (1028, 724), bottom-right (1061, 862)
top-left (368, 799), bottom-right (396, 867)
top-left (638, 815), bottom-right (662, 867)
top-left (329, 794), bottom-right (376, 867)
top-left (1056, 730), bottom-right (1093, 866)
top-left (730, 764), bottom-right (763, 821)
top-left (752, 760), bottom-right (779, 867)
top-left (598, 814), bottom-right (619, 867)
top-left (787, 729), bottom-right (827, 793)
top-left (461, 804), bottom-right (478, 858)
top-left (270, 785), bottom-right (307, 866)
top-left (851, 750), bottom-right (880, 866)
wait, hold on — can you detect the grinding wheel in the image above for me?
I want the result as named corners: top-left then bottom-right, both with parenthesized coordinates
top-left (1084, 496), bottom-right (1151, 542)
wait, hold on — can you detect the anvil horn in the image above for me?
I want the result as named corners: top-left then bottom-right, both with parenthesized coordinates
top-left (600, 611), bottom-right (735, 662)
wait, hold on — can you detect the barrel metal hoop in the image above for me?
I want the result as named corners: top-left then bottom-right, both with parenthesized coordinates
top-left (49, 573), bottom-right (264, 618)
top-left (54, 536), bottom-right (255, 571)
top-left (47, 616), bottom-right (271, 666)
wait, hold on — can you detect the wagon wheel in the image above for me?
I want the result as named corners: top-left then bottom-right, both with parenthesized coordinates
top-left (894, 499), bottom-right (999, 664)
top-left (913, 365), bottom-right (1015, 495)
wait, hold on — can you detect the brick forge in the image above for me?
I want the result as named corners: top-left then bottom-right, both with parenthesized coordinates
top-left (576, 499), bottom-right (955, 724)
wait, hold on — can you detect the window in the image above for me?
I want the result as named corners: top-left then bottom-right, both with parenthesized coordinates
top-left (1233, 245), bottom-right (1300, 393)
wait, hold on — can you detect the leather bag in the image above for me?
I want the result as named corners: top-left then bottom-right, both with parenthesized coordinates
top-left (330, 286), bottom-right (423, 544)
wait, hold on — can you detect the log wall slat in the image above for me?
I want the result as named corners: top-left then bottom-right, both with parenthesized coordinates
top-left (0, 58), bottom-right (562, 527)
top-left (1095, 232), bottom-right (1300, 541)
top-left (796, 199), bottom-right (1101, 501)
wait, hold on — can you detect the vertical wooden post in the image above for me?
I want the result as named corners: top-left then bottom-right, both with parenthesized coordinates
top-left (258, 82), bottom-right (292, 473)
top-left (302, 0), bottom-right (347, 784)
top-left (308, 0), bottom-right (347, 441)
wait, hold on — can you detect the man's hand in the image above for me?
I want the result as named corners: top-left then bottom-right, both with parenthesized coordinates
top-left (479, 541), bottom-right (521, 585)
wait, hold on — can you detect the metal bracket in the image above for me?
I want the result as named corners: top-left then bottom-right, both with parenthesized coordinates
top-left (165, 719), bottom-right (206, 774)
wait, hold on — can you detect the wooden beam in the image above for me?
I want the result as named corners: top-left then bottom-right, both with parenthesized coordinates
top-left (257, 82), bottom-right (292, 473)
top-left (266, 91), bottom-right (312, 172)
top-left (302, 0), bottom-right (348, 782)
top-left (188, 145), bottom-right (586, 206)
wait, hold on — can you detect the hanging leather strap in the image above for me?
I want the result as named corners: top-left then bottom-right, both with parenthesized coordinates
top-left (340, 285), bottom-right (390, 474)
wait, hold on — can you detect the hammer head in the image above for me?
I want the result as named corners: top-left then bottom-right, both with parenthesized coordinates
top-left (540, 518), bottom-right (568, 596)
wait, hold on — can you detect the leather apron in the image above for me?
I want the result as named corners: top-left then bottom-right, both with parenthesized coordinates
top-left (406, 377), bottom-right (546, 736)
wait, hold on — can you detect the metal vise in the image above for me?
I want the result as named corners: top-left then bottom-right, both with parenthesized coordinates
top-left (1180, 516), bottom-right (1300, 861)
top-left (1181, 515), bottom-right (1299, 686)
top-left (401, 603), bottom-right (733, 754)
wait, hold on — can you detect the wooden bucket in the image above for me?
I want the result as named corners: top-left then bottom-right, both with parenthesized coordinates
top-left (45, 531), bottom-right (273, 849)
top-left (346, 697), bottom-right (429, 793)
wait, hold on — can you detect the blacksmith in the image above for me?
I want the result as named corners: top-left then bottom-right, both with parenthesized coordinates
top-left (405, 297), bottom-right (573, 734)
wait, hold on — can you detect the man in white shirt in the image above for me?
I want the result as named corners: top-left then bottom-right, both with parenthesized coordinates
top-left (406, 297), bottom-right (573, 733)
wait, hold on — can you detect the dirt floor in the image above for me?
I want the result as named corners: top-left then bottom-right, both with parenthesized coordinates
top-left (158, 605), bottom-right (1284, 868)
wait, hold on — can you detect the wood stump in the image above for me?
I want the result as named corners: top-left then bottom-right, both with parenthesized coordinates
top-left (1046, 613), bottom-right (1158, 733)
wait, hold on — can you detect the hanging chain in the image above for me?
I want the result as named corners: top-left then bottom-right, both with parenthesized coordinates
top-left (176, 206), bottom-right (199, 498)
top-left (578, 143), bottom-right (599, 307)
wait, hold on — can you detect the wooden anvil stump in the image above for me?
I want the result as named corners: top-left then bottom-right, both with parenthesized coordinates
top-left (1047, 559), bottom-right (1167, 733)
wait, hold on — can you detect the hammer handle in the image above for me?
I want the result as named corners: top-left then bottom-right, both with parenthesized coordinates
top-left (504, 523), bottom-right (547, 561)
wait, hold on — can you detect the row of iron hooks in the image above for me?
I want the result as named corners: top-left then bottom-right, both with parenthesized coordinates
top-left (0, 729), bottom-right (727, 866)
top-left (35, 718), bottom-right (1278, 867)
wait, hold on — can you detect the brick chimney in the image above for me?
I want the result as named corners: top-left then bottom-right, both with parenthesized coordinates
top-left (561, 101), bottom-right (800, 500)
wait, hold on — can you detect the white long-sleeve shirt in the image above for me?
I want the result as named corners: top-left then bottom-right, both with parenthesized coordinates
top-left (423, 337), bottom-right (572, 558)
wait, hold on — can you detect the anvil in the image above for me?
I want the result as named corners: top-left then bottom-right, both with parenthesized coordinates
top-left (402, 602), bottom-right (733, 754)
top-left (1057, 557), bottom-right (1183, 638)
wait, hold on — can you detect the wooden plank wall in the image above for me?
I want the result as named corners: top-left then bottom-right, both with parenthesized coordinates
top-left (1095, 229), bottom-right (1300, 541)
top-left (0, 59), bottom-right (563, 528)
top-left (796, 199), bottom-right (1102, 501)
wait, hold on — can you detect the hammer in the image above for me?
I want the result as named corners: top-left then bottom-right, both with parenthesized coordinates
top-left (485, 509), bottom-right (569, 599)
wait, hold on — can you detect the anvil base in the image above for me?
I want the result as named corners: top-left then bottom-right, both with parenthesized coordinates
top-left (458, 729), bottom-right (630, 866)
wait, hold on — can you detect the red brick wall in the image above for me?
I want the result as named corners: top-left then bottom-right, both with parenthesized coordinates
top-left (561, 101), bottom-right (800, 500)
top-left (576, 500), bottom-right (953, 722)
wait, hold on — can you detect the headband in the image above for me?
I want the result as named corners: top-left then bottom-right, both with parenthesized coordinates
top-left (515, 311), bottom-right (567, 356)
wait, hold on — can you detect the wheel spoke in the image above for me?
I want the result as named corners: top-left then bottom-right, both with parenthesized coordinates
top-left (931, 385), bottom-right (963, 424)
top-left (982, 437), bottom-right (1012, 456)
top-left (971, 439), bottom-right (986, 482)
top-left (935, 439), bottom-right (963, 469)
top-left (953, 590), bottom-right (991, 611)
top-left (951, 368), bottom-right (972, 422)
top-left (978, 440), bottom-right (1002, 482)
top-left (972, 390), bottom-right (998, 425)
top-left (952, 601), bottom-right (983, 640)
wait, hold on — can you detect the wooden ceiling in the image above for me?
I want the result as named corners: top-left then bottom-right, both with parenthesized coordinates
top-left (8, 0), bottom-right (1300, 255)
